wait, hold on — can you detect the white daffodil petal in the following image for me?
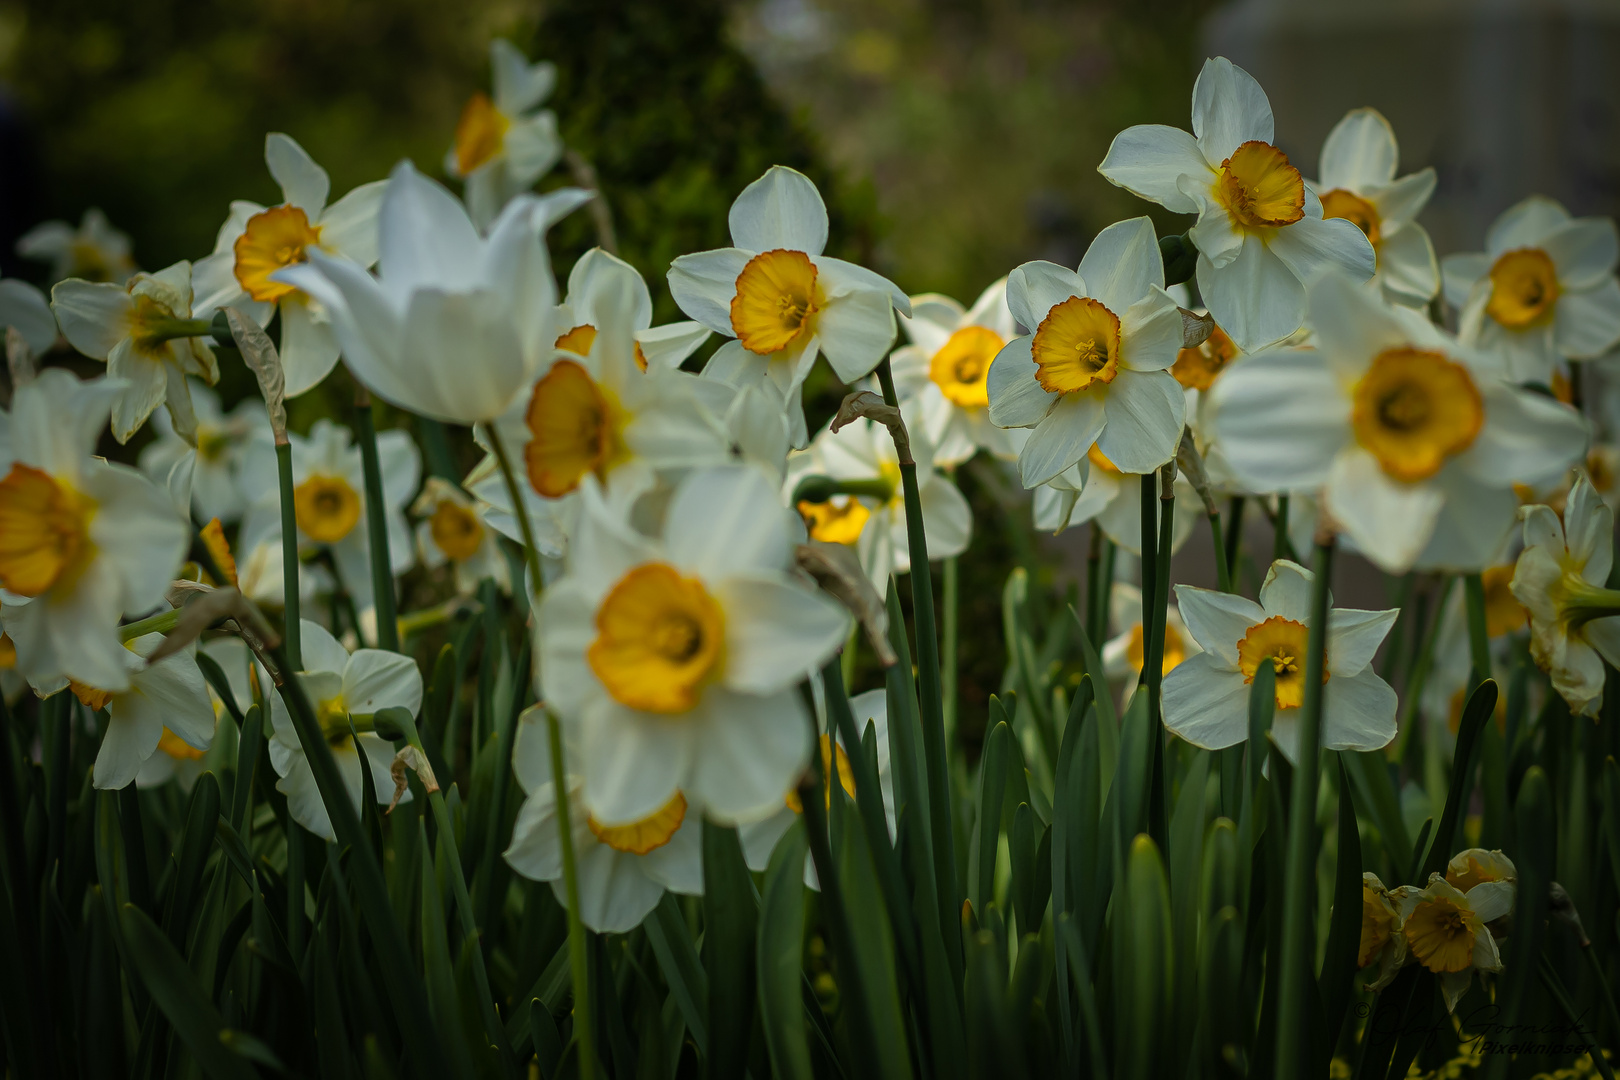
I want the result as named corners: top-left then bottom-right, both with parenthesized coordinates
top-left (986, 336), bottom-right (1058, 428)
top-left (1196, 237), bottom-right (1306, 353)
top-left (1555, 278), bottom-right (1620, 359)
top-left (1207, 351), bottom-right (1349, 492)
top-left (265, 133), bottom-right (331, 216)
top-left (1321, 667), bottom-right (1398, 752)
top-left (1191, 56), bottom-right (1274, 164)
top-left (1097, 125), bottom-right (1209, 215)
top-left (718, 571), bottom-right (850, 696)
top-left (1018, 393), bottom-right (1107, 488)
top-left (690, 686), bottom-right (810, 825)
top-left (1318, 108), bottom-right (1397, 190)
top-left (1258, 559), bottom-right (1318, 622)
top-left (1324, 448), bottom-right (1444, 573)
top-left (1079, 217), bottom-right (1164, 315)
top-left (1173, 584), bottom-right (1265, 667)
top-left (1268, 216), bottom-right (1376, 289)
top-left (1326, 608), bottom-right (1399, 677)
top-left (728, 166), bottom-right (829, 256)
top-left (1161, 653), bottom-right (1252, 750)
top-left (668, 248), bottom-right (754, 337)
top-left (1485, 195), bottom-right (1569, 257)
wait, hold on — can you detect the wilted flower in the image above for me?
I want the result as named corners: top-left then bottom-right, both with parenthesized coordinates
top-left (1098, 57), bottom-right (1374, 351)
top-left (1310, 108), bottom-right (1440, 307)
top-left (1209, 272), bottom-right (1587, 573)
top-left (0, 371), bottom-right (188, 691)
top-left (1392, 873), bottom-right (1513, 1012)
top-left (51, 261), bottom-right (218, 443)
top-left (267, 620), bottom-right (423, 840)
top-left (986, 216), bottom-right (1187, 487)
top-left (888, 280), bottom-right (1021, 465)
top-left (1512, 473), bottom-right (1620, 717)
top-left (1162, 559), bottom-right (1398, 762)
top-left (192, 134), bottom-right (388, 396)
top-left (1443, 195), bottom-right (1620, 384)
top-left (538, 466), bottom-right (850, 826)
top-left (504, 707), bottom-right (702, 933)
top-left (19, 208), bottom-right (135, 284)
top-left (445, 39), bottom-right (564, 231)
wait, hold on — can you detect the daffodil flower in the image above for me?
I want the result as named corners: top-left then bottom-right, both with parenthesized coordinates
top-left (1391, 873), bottom-right (1513, 1012)
top-left (504, 706), bottom-right (702, 933)
top-left (1161, 559), bottom-right (1399, 762)
top-left (556, 248), bottom-right (713, 374)
top-left (787, 411), bottom-right (971, 589)
top-left (1171, 319), bottom-right (1245, 490)
top-left (444, 39), bottom-right (564, 231)
top-left (1098, 57), bottom-right (1375, 351)
top-left (412, 477), bottom-right (510, 596)
top-left (19, 208), bottom-right (135, 285)
top-left (538, 465), bottom-right (851, 826)
top-left (267, 619), bottom-right (423, 841)
top-left (0, 279), bottom-right (61, 358)
top-left (137, 381), bottom-right (268, 524)
top-left (1512, 473), bottom-right (1620, 717)
top-left (51, 261), bottom-right (218, 443)
top-left (0, 370), bottom-right (188, 691)
top-left (238, 420), bottom-right (420, 628)
top-left (1031, 443), bottom-right (1201, 551)
top-left (669, 166), bottom-right (910, 446)
top-left (275, 160), bottom-right (589, 425)
top-left (738, 688), bottom-right (894, 888)
top-left (1443, 196), bottom-right (1620, 384)
top-left (1207, 272), bottom-right (1588, 573)
top-left (1446, 848), bottom-right (1516, 893)
top-left (1357, 872), bottom-right (1407, 990)
top-left (1421, 564), bottom-right (1523, 738)
top-left (62, 633), bottom-right (215, 790)
top-left (192, 134), bottom-right (388, 397)
top-left (1102, 581), bottom-right (1200, 684)
top-left (1309, 108), bottom-right (1440, 307)
top-left (888, 279), bottom-right (1021, 465)
top-left (137, 637), bottom-right (253, 790)
top-left (986, 216), bottom-right (1187, 488)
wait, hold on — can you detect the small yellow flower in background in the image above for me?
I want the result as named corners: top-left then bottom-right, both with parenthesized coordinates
top-left (413, 478), bottom-right (510, 597)
top-left (1357, 872), bottom-right (1407, 989)
top-left (1102, 581), bottom-right (1200, 684)
top-left (51, 261), bottom-right (217, 443)
top-left (1098, 57), bottom-right (1375, 351)
top-left (1392, 871), bottom-right (1513, 1012)
top-left (1309, 108), bottom-right (1440, 307)
top-left (192, 133), bottom-right (388, 396)
top-left (19, 208), bottom-right (135, 285)
top-left (1442, 195), bottom-right (1620, 384)
top-left (444, 39), bottom-right (563, 231)
top-left (1512, 473), bottom-right (1620, 718)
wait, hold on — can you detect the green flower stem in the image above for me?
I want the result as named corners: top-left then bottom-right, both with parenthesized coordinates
top-left (1145, 467), bottom-right (1175, 849)
top-left (276, 440), bottom-right (302, 669)
top-left (482, 423), bottom-right (595, 1079)
top-left (1224, 495), bottom-right (1246, 580)
top-left (117, 607), bottom-right (182, 642)
top-left (1539, 955), bottom-right (1618, 1080)
top-left (1139, 474), bottom-right (1158, 655)
top-left (943, 554), bottom-right (959, 746)
top-left (790, 475), bottom-right (896, 504)
top-left (141, 316), bottom-right (215, 343)
top-left (353, 393), bottom-right (399, 653)
top-left (1463, 572), bottom-right (1493, 688)
top-left (1209, 510), bottom-right (1233, 593)
top-left (390, 708), bottom-right (513, 1067)
top-left (1086, 524), bottom-right (1104, 643)
top-left (1394, 575), bottom-right (1455, 759)
top-left (875, 358), bottom-right (962, 981)
top-left (1274, 534), bottom-right (1335, 1077)
top-left (1273, 495), bottom-right (1290, 562)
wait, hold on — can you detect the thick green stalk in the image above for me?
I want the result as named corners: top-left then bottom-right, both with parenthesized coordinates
top-left (1225, 495), bottom-right (1246, 579)
top-left (1463, 572), bottom-right (1492, 688)
top-left (875, 359), bottom-right (961, 979)
top-left (1145, 467), bottom-right (1175, 850)
top-left (482, 424), bottom-right (594, 1078)
top-left (353, 395), bottom-right (399, 652)
top-left (117, 608), bottom-right (182, 642)
top-left (276, 441), bottom-right (302, 668)
top-left (943, 554), bottom-right (959, 745)
top-left (1209, 510), bottom-right (1232, 593)
top-left (1273, 495), bottom-right (1290, 562)
top-left (1085, 524), bottom-right (1104, 643)
top-left (1394, 576), bottom-right (1455, 757)
top-left (1139, 474), bottom-right (1158, 653)
top-left (1274, 535), bottom-right (1336, 1076)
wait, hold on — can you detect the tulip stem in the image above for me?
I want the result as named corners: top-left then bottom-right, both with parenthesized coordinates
top-left (482, 423), bottom-right (594, 1078)
top-left (276, 440), bottom-right (302, 669)
top-left (354, 393), bottom-right (400, 652)
top-left (1274, 534), bottom-right (1336, 1077)
top-left (1463, 572), bottom-right (1492, 689)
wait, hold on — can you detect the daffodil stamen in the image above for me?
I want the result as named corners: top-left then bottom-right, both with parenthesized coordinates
top-left (1236, 615), bottom-right (1321, 709)
top-left (234, 204), bottom-right (322, 303)
top-left (930, 325), bottom-right (1003, 407)
top-left (0, 464), bottom-right (96, 597)
top-left (1486, 248), bottom-right (1561, 328)
top-left (1350, 348), bottom-right (1483, 483)
top-left (589, 563), bottom-right (725, 714)
top-left (588, 792), bottom-right (688, 855)
top-left (294, 474), bottom-right (363, 544)
top-left (730, 249), bottom-right (821, 354)
top-left (1215, 140), bottom-right (1305, 229)
top-left (1032, 296), bottom-right (1121, 393)
top-left (453, 92), bottom-right (510, 176)
top-left (523, 359), bottom-right (627, 498)
top-left (1320, 189), bottom-right (1382, 244)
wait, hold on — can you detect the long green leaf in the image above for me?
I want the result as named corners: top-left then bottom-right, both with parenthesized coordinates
top-left (1317, 756), bottom-right (1363, 1069)
top-left (702, 820), bottom-right (758, 1080)
top-left (757, 821), bottom-right (813, 1080)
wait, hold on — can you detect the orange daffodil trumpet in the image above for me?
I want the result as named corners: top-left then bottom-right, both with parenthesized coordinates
top-left (1098, 57), bottom-right (1375, 352)
top-left (1442, 195), bottom-right (1620, 384)
top-left (537, 466), bottom-right (851, 827)
top-left (887, 280), bottom-right (1021, 465)
top-left (1309, 108), bottom-right (1440, 307)
top-left (1208, 273), bottom-right (1588, 574)
top-left (1512, 473), bottom-right (1620, 717)
top-left (1162, 559), bottom-right (1399, 763)
top-left (0, 370), bottom-right (188, 692)
top-left (504, 707), bottom-right (703, 933)
top-left (412, 477), bottom-right (510, 597)
top-left (986, 216), bottom-right (1187, 489)
top-left (51, 261), bottom-right (217, 443)
top-left (192, 134), bottom-right (388, 397)
top-left (669, 166), bottom-right (910, 447)
top-left (444, 39), bottom-right (564, 232)
top-left (1390, 873), bottom-right (1514, 1012)
top-left (274, 161), bottom-right (590, 427)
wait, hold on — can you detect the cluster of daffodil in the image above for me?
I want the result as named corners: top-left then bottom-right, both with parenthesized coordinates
top-left (4, 43), bottom-right (1620, 1080)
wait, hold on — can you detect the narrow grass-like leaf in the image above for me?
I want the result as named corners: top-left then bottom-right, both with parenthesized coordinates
top-left (1117, 835), bottom-right (1171, 1080)
top-left (1421, 679), bottom-right (1497, 880)
top-left (973, 720), bottom-right (1010, 915)
top-left (645, 892), bottom-right (708, 1055)
top-left (163, 772), bottom-right (221, 947)
top-left (1317, 757), bottom-right (1363, 1069)
top-left (702, 820), bottom-right (758, 1080)
top-left (757, 821), bottom-right (813, 1080)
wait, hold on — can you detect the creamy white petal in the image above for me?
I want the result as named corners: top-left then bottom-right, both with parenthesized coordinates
top-left (1097, 125), bottom-right (1209, 215)
top-left (1006, 260), bottom-right (1085, 334)
top-left (1207, 351), bottom-right (1349, 492)
top-left (1441, 253), bottom-right (1490, 310)
top-left (668, 248), bottom-right (753, 337)
top-left (1457, 382), bottom-right (1587, 487)
top-left (689, 686), bottom-right (811, 825)
top-left (1324, 447), bottom-right (1444, 573)
top-left (1318, 108), bottom-right (1397, 190)
top-left (1485, 195), bottom-right (1570, 257)
top-left (1118, 288), bottom-right (1184, 372)
top-left (986, 336), bottom-right (1058, 428)
top-left (1258, 559), bottom-right (1318, 622)
top-left (728, 166), bottom-right (829, 256)
top-left (1555, 277), bottom-right (1620, 358)
top-left (1306, 271), bottom-right (1409, 378)
top-left (814, 281), bottom-right (897, 382)
top-left (93, 687), bottom-right (167, 790)
top-left (1095, 371), bottom-right (1184, 473)
top-left (1540, 217), bottom-right (1619, 290)
top-left (376, 161), bottom-right (483, 296)
top-left (1191, 56), bottom-right (1273, 164)
top-left (579, 696), bottom-right (692, 825)
top-left (265, 133), bottom-right (331, 216)
top-left (1018, 392), bottom-right (1106, 487)
top-left (342, 649), bottom-right (424, 716)
top-left (1173, 584), bottom-right (1264, 667)
top-left (1196, 237), bottom-right (1306, 352)
top-left (1268, 215), bottom-right (1376, 289)
top-left (49, 279), bottom-right (129, 360)
top-left (717, 572), bottom-right (849, 695)
top-left (536, 581), bottom-right (601, 719)
top-left (1079, 217), bottom-right (1163, 316)
top-left (664, 465), bottom-right (794, 580)
top-left (1376, 223), bottom-right (1440, 304)
top-left (1161, 653), bottom-right (1252, 750)
top-left (317, 180), bottom-right (389, 268)
top-left (1368, 170), bottom-right (1437, 230)
top-left (1326, 608), bottom-right (1398, 677)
